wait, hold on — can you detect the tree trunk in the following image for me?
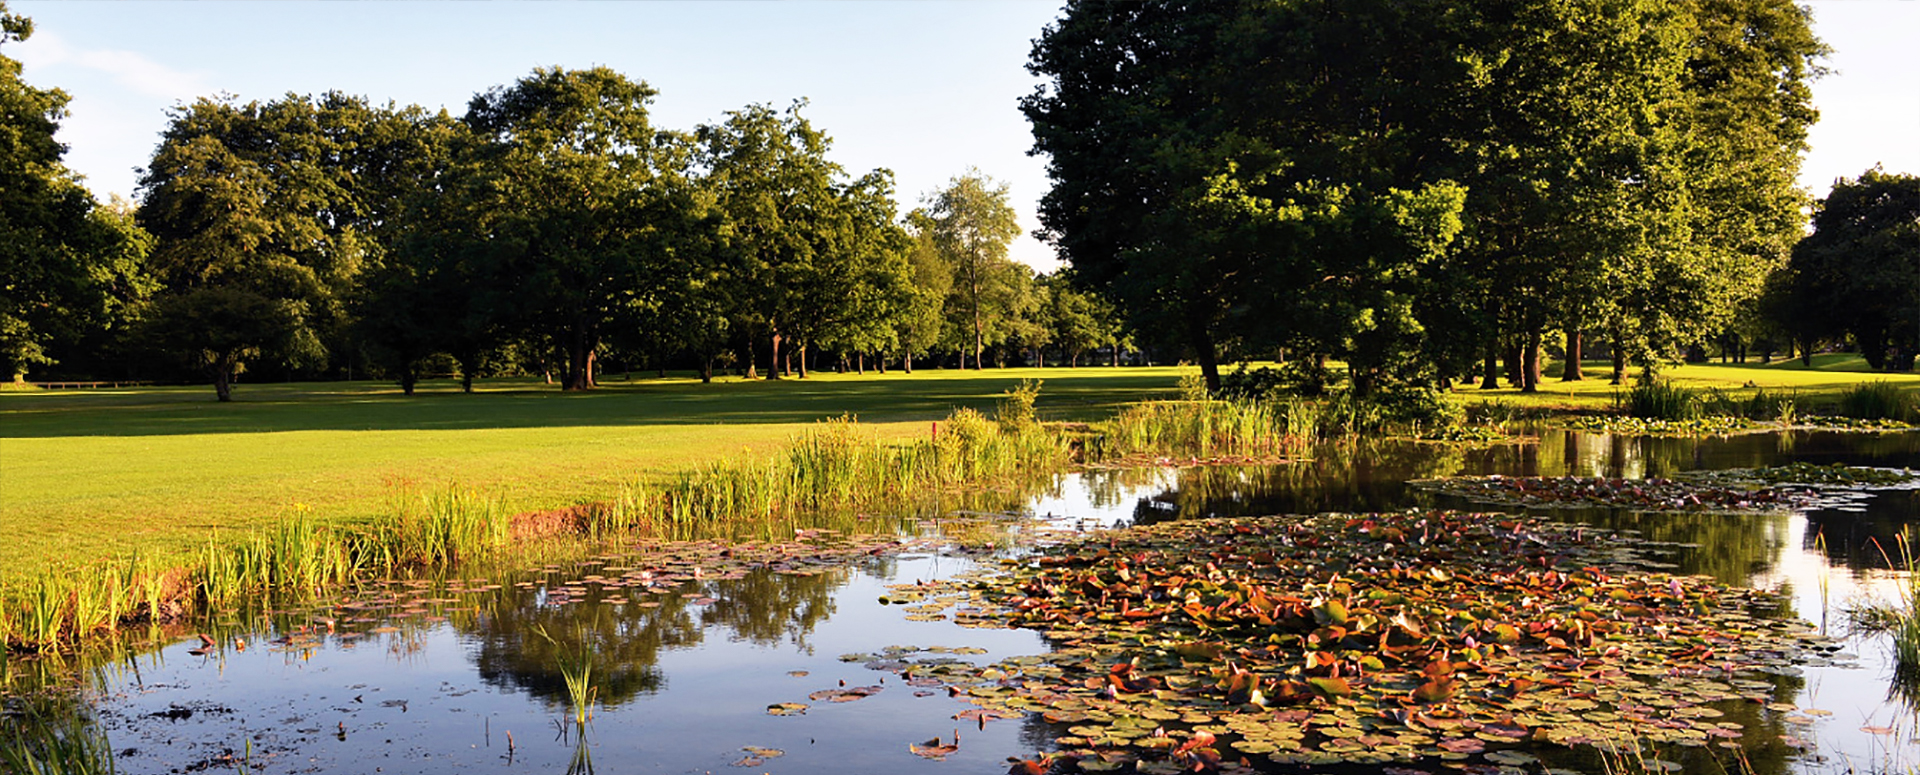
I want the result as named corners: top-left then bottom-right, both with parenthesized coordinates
top-left (903, 353), bottom-right (913, 373)
top-left (1521, 328), bottom-right (1542, 393)
top-left (211, 355), bottom-right (235, 402)
top-left (1562, 328), bottom-right (1584, 381)
top-left (857, 352), bottom-right (865, 374)
top-left (796, 344), bottom-right (809, 378)
top-left (1480, 344), bottom-right (1499, 389)
top-left (1036, 348), bottom-right (1045, 368)
top-left (1111, 346), bottom-right (1119, 368)
top-left (1503, 341), bottom-right (1523, 387)
top-left (1191, 318), bottom-right (1221, 392)
top-left (700, 356), bottom-right (713, 383)
top-left (1611, 325), bottom-right (1627, 384)
top-left (767, 329), bottom-right (784, 380)
top-left (400, 367), bottom-right (418, 396)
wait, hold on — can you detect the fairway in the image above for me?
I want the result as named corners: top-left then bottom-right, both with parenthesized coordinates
top-left (0, 368), bottom-right (1179, 582)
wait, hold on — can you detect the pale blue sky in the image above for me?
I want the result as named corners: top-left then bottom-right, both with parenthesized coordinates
top-left (10, 1), bottom-right (1918, 270)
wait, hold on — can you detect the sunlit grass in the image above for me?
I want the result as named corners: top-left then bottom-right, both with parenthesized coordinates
top-left (0, 368), bottom-right (1178, 586)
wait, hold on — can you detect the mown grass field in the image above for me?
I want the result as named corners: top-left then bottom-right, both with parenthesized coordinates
top-left (0, 367), bottom-right (1178, 583)
top-left (1445, 354), bottom-right (1920, 412)
top-left (4, 355), bottom-right (1916, 587)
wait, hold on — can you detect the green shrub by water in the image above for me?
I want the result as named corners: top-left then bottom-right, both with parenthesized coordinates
top-left (1838, 381), bottom-right (1917, 422)
top-left (1623, 380), bottom-right (1700, 420)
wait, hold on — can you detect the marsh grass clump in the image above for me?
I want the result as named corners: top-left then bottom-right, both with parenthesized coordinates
top-left (1622, 379), bottom-right (1700, 420)
top-left (534, 624), bottom-right (598, 727)
top-left (1097, 399), bottom-right (1306, 459)
top-left (1, 705), bottom-right (117, 775)
top-left (1837, 380), bottom-right (1917, 423)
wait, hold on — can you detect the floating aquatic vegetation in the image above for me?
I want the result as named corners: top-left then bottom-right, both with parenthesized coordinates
top-left (1413, 425), bottom-right (1512, 444)
top-left (877, 511), bottom-right (1832, 772)
top-left (1678, 462), bottom-right (1920, 489)
top-left (1558, 415), bottom-right (1762, 437)
top-left (1800, 414), bottom-right (1917, 431)
top-left (1411, 475), bottom-right (1816, 513)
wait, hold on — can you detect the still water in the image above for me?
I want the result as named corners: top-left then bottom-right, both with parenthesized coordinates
top-left (34, 429), bottom-right (1920, 773)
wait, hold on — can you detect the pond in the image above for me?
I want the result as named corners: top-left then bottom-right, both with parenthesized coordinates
top-left (12, 428), bottom-right (1920, 774)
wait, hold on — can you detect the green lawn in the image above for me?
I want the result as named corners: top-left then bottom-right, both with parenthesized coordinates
top-left (0, 368), bottom-right (1179, 581)
top-left (1443, 354), bottom-right (1920, 411)
top-left (5, 356), bottom-right (1915, 587)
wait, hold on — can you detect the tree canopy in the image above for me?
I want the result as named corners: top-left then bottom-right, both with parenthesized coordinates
top-left (1024, 0), bottom-right (1825, 391)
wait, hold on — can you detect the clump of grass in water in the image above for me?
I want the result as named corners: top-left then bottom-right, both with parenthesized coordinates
top-left (534, 624), bottom-right (598, 727)
top-left (1, 706), bottom-right (118, 775)
top-left (1838, 380), bottom-right (1917, 423)
top-left (1621, 379), bottom-right (1700, 421)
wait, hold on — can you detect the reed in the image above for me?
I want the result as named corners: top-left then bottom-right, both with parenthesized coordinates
top-left (1837, 380), bottom-right (1917, 422)
top-left (2, 389), bottom-right (1297, 655)
top-left (534, 624), bottom-right (598, 727)
top-left (1622, 379), bottom-right (1700, 420)
top-left (0, 706), bottom-right (117, 775)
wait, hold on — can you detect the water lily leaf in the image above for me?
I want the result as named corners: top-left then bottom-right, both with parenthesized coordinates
top-left (1307, 676), bottom-right (1352, 698)
top-left (766, 702), bottom-right (808, 716)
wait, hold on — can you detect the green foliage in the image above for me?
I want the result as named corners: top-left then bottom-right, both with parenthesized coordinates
top-left (1215, 365), bottom-right (1288, 402)
top-left (1623, 380), bottom-right (1702, 421)
top-left (0, 8), bottom-right (152, 381)
top-left (1785, 170), bottom-right (1920, 371)
top-left (995, 378), bottom-right (1042, 431)
top-left (923, 170), bottom-right (1025, 369)
top-left (1837, 381), bottom-right (1918, 423)
top-left (0, 705), bottom-right (116, 775)
top-left (1024, 1), bottom-right (1823, 392)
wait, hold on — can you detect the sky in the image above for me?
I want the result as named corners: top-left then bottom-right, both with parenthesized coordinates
top-left (8, 1), bottom-right (1918, 272)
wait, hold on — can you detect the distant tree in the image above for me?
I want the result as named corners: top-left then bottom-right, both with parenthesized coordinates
top-left (1040, 273), bottom-right (1105, 367)
top-left (698, 102), bottom-right (907, 379)
top-left (0, 6), bottom-right (152, 381)
top-left (925, 171), bottom-right (1023, 370)
top-left (891, 209), bottom-right (954, 373)
top-left (460, 67), bottom-right (686, 391)
top-left (1783, 169), bottom-right (1920, 371)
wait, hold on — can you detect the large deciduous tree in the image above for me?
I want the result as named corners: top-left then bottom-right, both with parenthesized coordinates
top-left (137, 93), bottom-right (451, 399)
top-left (698, 102), bottom-right (909, 379)
top-left (0, 5), bottom-right (151, 381)
top-left (1784, 169), bottom-right (1920, 371)
top-left (460, 67), bottom-right (686, 391)
top-left (1024, 0), bottom-right (1821, 393)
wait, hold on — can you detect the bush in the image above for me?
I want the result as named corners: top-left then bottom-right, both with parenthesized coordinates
top-left (1216, 364), bottom-right (1288, 402)
top-left (995, 379), bottom-right (1043, 431)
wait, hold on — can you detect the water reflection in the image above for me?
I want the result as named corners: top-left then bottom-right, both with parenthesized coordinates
top-left (15, 427), bottom-right (1920, 775)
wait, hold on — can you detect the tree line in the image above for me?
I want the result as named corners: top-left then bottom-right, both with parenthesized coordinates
top-left (3, 7), bottom-right (1129, 398)
top-left (9, 1), bottom-right (1918, 401)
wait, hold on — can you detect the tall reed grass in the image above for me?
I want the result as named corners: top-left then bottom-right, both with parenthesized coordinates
top-left (1, 704), bottom-right (117, 775)
top-left (1838, 380), bottom-right (1917, 422)
top-left (2, 384), bottom-right (1360, 656)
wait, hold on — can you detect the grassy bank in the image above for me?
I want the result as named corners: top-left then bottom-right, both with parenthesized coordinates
top-left (0, 368), bottom-right (1176, 586)
top-left (1446, 354), bottom-right (1920, 412)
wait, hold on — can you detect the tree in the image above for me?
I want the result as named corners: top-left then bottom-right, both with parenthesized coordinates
top-left (698, 102), bottom-right (907, 379)
top-left (1024, 0), bottom-right (1822, 393)
top-left (1783, 169), bottom-right (1920, 370)
top-left (460, 67), bottom-right (686, 391)
top-left (924, 171), bottom-right (1023, 370)
top-left (0, 5), bottom-right (152, 381)
top-left (138, 93), bottom-right (454, 398)
top-left (892, 209), bottom-right (954, 372)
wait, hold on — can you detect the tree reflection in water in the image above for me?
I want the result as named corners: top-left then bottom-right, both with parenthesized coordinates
top-left (471, 566), bottom-right (847, 708)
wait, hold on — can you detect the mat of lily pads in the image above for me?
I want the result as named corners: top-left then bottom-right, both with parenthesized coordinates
top-left (877, 511), bottom-right (1838, 773)
top-left (1676, 462), bottom-right (1920, 489)
top-left (1409, 475), bottom-right (1817, 512)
